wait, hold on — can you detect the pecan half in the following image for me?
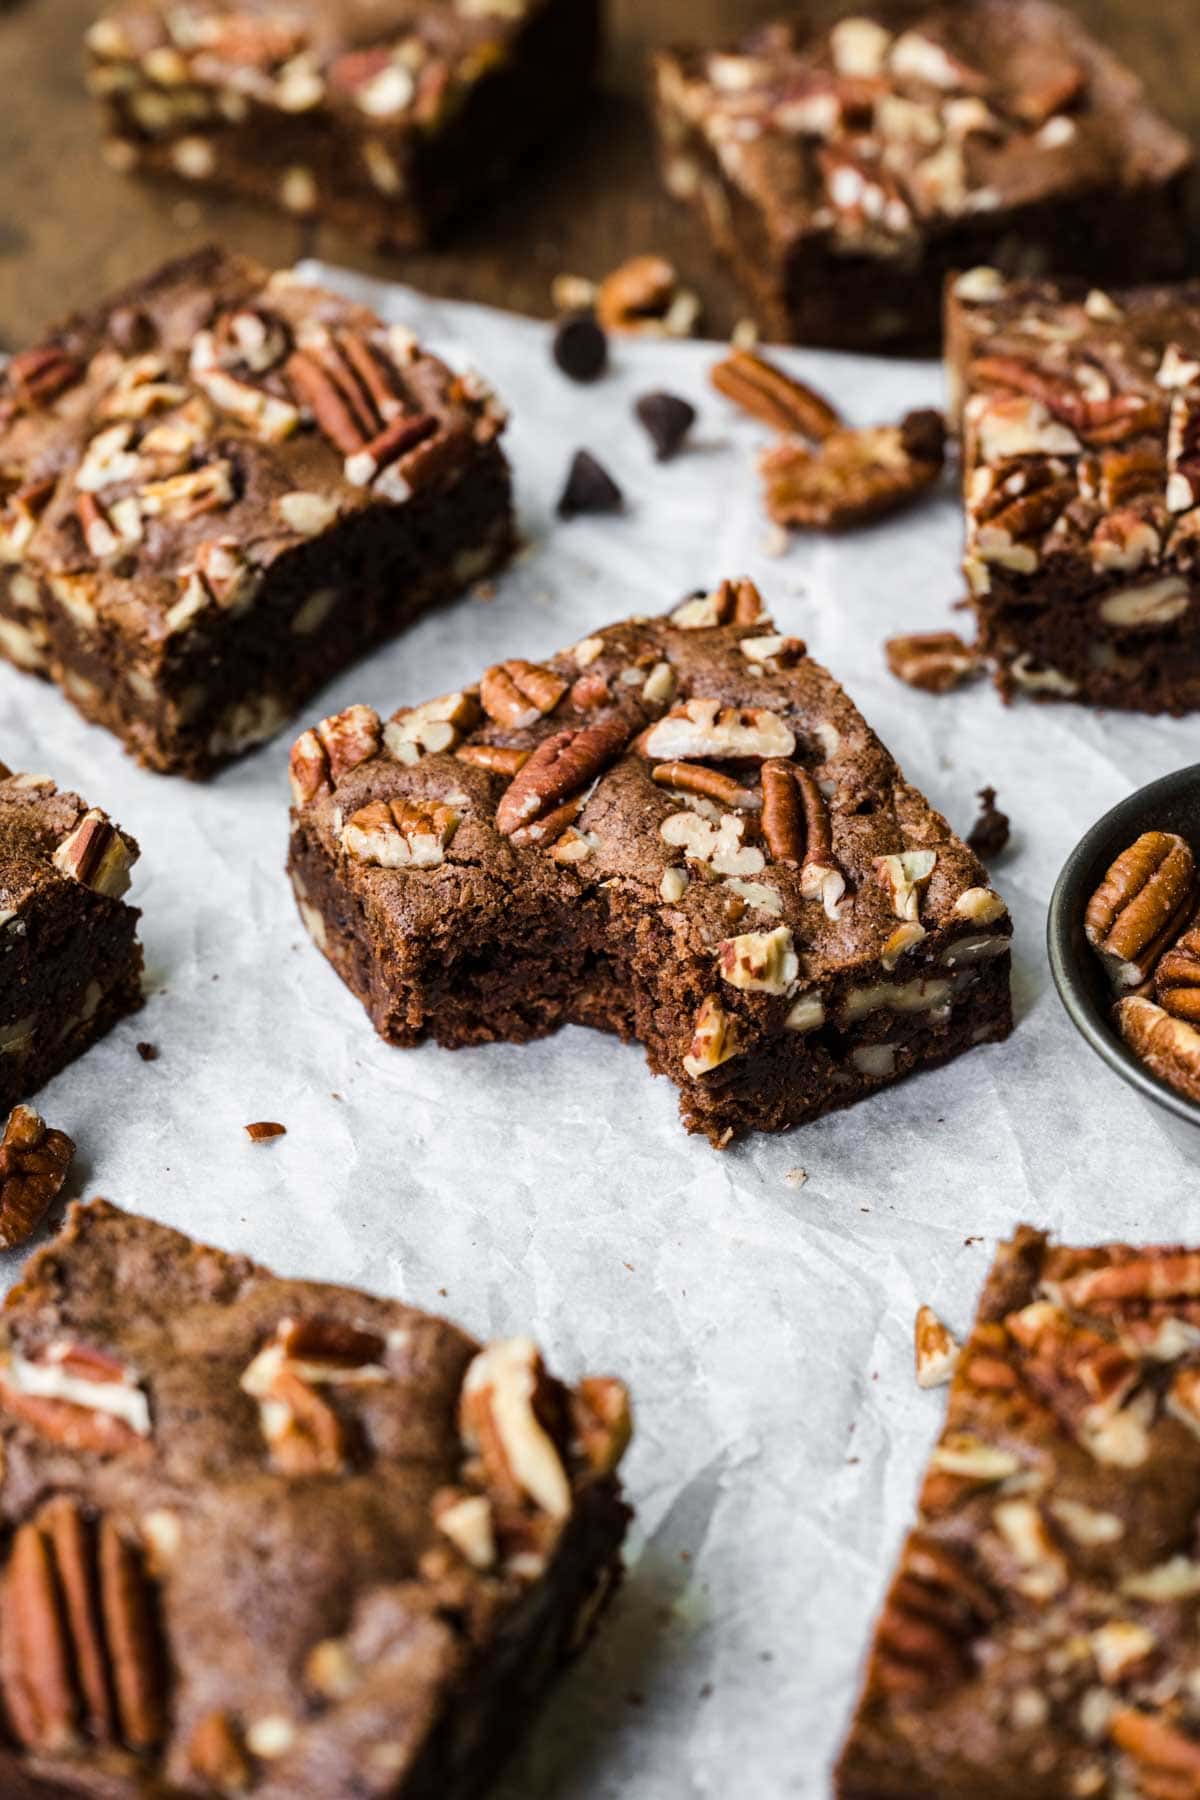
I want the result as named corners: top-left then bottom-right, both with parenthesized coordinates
top-left (886, 630), bottom-right (984, 694)
top-left (759, 760), bottom-right (835, 885)
top-left (480, 660), bottom-right (568, 729)
top-left (495, 714), bottom-right (634, 838)
top-left (0, 1106), bottom-right (74, 1251)
top-left (456, 744), bottom-right (530, 777)
top-left (652, 762), bottom-right (758, 809)
top-left (643, 698), bottom-right (794, 763)
top-left (711, 348), bottom-right (841, 441)
top-left (761, 414), bottom-right (943, 531)
top-left (0, 1339), bottom-right (151, 1454)
top-left (52, 810), bottom-right (137, 899)
top-left (460, 1339), bottom-right (572, 1518)
top-left (1155, 924), bottom-right (1200, 1023)
top-left (1084, 831), bottom-right (1196, 990)
top-left (342, 796), bottom-right (460, 869)
top-left (239, 1320), bottom-right (386, 1477)
top-left (869, 1534), bottom-right (998, 1700)
top-left (288, 703), bottom-right (382, 806)
top-left (4, 345), bottom-right (83, 415)
top-left (0, 1499), bottom-right (165, 1756)
top-left (1116, 996), bottom-right (1200, 1106)
top-left (668, 577), bottom-right (765, 629)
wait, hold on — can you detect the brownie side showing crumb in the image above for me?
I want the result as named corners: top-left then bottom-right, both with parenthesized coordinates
top-left (287, 581), bottom-right (1013, 1146)
top-left (837, 1226), bottom-right (1200, 1798)
top-left (0, 1199), bottom-right (631, 1799)
top-left (949, 267), bottom-right (1200, 716)
top-left (0, 246), bottom-right (514, 777)
top-left (0, 772), bottom-right (142, 1113)
top-left (653, 0), bottom-right (1191, 351)
top-left (87, 0), bottom-right (601, 249)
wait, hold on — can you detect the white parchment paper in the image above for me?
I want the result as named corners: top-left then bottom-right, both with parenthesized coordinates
top-left (1, 265), bottom-right (1198, 1799)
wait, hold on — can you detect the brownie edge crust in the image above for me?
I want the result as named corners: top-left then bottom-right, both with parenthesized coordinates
top-left (0, 1199), bottom-right (631, 1799)
top-left (837, 1226), bottom-right (1200, 1798)
top-left (287, 579), bottom-right (1013, 1145)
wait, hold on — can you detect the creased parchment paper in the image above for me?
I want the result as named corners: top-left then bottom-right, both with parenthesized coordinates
top-left (0, 263), bottom-right (1196, 1799)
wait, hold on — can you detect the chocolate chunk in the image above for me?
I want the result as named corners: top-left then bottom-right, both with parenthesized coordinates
top-left (635, 391), bottom-right (697, 460)
top-left (967, 787), bottom-right (1010, 859)
top-left (553, 312), bottom-right (608, 383)
top-left (900, 408), bottom-right (947, 466)
top-left (557, 450), bottom-right (624, 518)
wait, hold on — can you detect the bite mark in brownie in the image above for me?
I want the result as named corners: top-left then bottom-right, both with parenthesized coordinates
top-left (286, 578), bottom-right (1013, 1146)
top-left (86, 0), bottom-right (601, 249)
top-left (653, 0), bottom-right (1191, 351)
top-left (0, 246), bottom-right (514, 777)
top-left (0, 1198), bottom-right (631, 1798)
top-left (838, 1225), bottom-right (1200, 1798)
top-left (949, 267), bottom-right (1200, 715)
top-left (0, 770), bottom-right (142, 1113)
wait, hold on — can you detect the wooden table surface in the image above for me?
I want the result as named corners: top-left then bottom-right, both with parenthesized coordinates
top-left (0, 0), bottom-right (1196, 350)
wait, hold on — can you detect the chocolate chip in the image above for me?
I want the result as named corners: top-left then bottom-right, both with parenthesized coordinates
top-left (108, 306), bottom-right (157, 355)
top-left (967, 786), bottom-right (1010, 859)
top-left (635, 391), bottom-right (697, 461)
top-left (136, 1042), bottom-right (159, 1062)
top-left (553, 312), bottom-right (607, 383)
top-left (557, 450), bottom-right (623, 519)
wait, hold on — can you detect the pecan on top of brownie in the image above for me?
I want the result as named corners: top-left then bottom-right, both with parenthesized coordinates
top-left (949, 269), bottom-right (1200, 715)
top-left (652, 1), bottom-right (1191, 349)
top-left (0, 246), bottom-right (512, 777)
top-left (837, 1226), bottom-right (1200, 1798)
top-left (0, 1198), bottom-right (631, 1797)
top-left (288, 579), bottom-right (1013, 1146)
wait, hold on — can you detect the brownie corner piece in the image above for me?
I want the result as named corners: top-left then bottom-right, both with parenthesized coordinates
top-left (0, 769), bottom-right (142, 1111)
top-left (86, 0), bottom-right (602, 248)
top-left (0, 245), bottom-right (514, 776)
top-left (950, 266), bottom-right (1200, 714)
top-left (287, 578), bottom-right (1012, 1146)
top-left (0, 1197), bottom-right (632, 1796)
top-left (836, 1224), bottom-right (1200, 1799)
top-left (652, 0), bottom-right (1191, 350)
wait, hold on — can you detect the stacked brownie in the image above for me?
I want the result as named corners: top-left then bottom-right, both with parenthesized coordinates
top-left (0, 246), bottom-right (513, 775)
top-left (287, 580), bottom-right (1013, 1145)
top-left (86, 0), bottom-right (602, 247)
top-left (653, 0), bottom-right (1191, 349)
top-left (0, 1198), bottom-right (631, 1797)
top-left (949, 268), bottom-right (1200, 715)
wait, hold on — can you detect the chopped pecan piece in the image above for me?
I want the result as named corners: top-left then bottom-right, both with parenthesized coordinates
top-left (711, 348), bottom-right (841, 440)
top-left (0, 1105), bottom-right (74, 1251)
top-left (5, 345), bottom-right (84, 414)
top-left (652, 762), bottom-right (758, 809)
top-left (875, 850), bottom-right (937, 922)
top-left (0, 1338), bottom-right (151, 1454)
top-left (456, 743), bottom-right (530, 777)
top-left (596, 256), bottom-right (697, 337)
top-left (239, 1320), bottom-right (387, 1476)
top-left (1085, 831), bottom-right (1196, 991)
top-left (682, 993), bottom-right (744, 1078)
top-left (886, 630), bottom-right (984, 694)
top-left (1116, 995), bottom-right (1200, 1106)
top-left (668, 577), bottom-right (764, 629)
top-left (761, 413), bottom-right (944, 531)
top-left (571, 1377), bottom-right (633, 1476)
top-left (495, 714), bottom-right (635, 838)
top-left (289, 704), bottom-right (383, 806)
top-left (460, 1339), bottom-right (572, 1518)
top-left (385, 691), bottom-right (480, 766)
top-left (643, 698), bottom-right (794, 763)
top-left (244, 1121), bottom-right (286, 1142)
top-left (0, 1499), bottom-right (165, 1756)
top-left (52, 810), bottom-right (137, 899)
top-left (915, 1306), bottom-right (960, 1388)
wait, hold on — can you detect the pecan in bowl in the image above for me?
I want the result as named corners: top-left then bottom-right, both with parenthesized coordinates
top-left (1048, 763), bottom-right (1200, 1150)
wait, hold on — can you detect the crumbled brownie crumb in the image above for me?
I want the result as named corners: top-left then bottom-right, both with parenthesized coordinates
top-left (557, 450), bottom-right (624, 518)
top-left (635, 392), bottom-right (697, 461)
top-left (136, 1042), bottom-right (159, 1062)
top-left (966, 787), bottom-right (1011, 859)
top-left (553, 313), bottom-right (608, 383)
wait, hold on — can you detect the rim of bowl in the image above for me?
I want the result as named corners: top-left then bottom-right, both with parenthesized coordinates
top-left (1047, 763), bottom-right (1200, 1133)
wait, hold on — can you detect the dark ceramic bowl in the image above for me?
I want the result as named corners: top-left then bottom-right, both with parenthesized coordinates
top-left (1048, 763), bottom-right (1200, 1151)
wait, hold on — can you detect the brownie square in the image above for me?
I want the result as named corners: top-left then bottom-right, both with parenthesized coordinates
top-left (286, 578), bottom-right (1012, 1146)
top-left (0, 1198), bottom-right (631, 1797)
top-left (838, 1225), bottom-right (1200, 1797)
top-left (949, 266), bottom-right (1200, 715)
top-left (0, 246), bottom-right (513, 777)
top-left (86, 0), bottom-right (601, 248)
top-left (0, 770), bottom-right (142, 1112)
top-left (652, 0), bottom-right (1191, 351)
